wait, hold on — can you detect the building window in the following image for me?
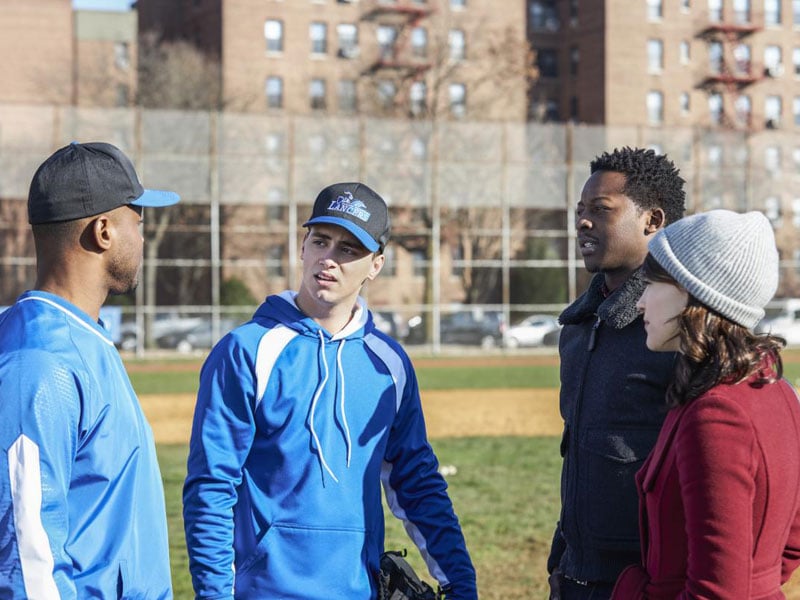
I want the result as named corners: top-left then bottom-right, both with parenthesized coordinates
top-left (766, 95), bottom-right (783, 127)
top-left (765, 45), bottom-right (783, 77)
top-left (680, 40), bottom-right (691, 65)
top-left (733, 44), bottom-right (751, 74)
top-left (682, 0), bottom-right (691, 11)
top-left (537, 48), bottom-right (558, 78)
top-left (529, 0), bottom-right (559, 31)
top-left (338, 79), bottom-right (357, 112)
top-left (794, 148), bottom-right (800, 173)
top-left (410, 81), bottom-right (427, 116)
top-left (765, 196), bottom-right (782, 226)
top-left (794, 96), bottom-right (800, 125)
top-left (646, 91), bottom-right (664, 124)
top-left (450, 0), bottom-right (466, 8)
top-left (794, 0), bottom-right (800, 26)
top-left (680, 91), bottom-right (690, 116)
top-left (569, 46), bottom-right (579, 76)
top-left (793, 199), bottom-right (800, 228)
top-left (794, 48), bottom-right (800, 75)
top-left (545, 99), bottom-right (559, 121)
top-left (411, 27), bottom-right (428, 58)
top-left (569, 96), bottom-right (578, 120)
top-left (647, 39), bottom-right (664, 72)
top-left (708, 92), bottom-right (723, 125)
top-left (266, 245), bottom-right (284, 277)
top-left (264, 19), bottom-right (284, 53)
top-left (114, 42), bottom-right (130, 69)
top-left (265, 76), bottom-right (283, 108)
top-left (569, 0), bottom-right (578, 25)
top-left (310, 22), bottom-right (327, 55)
top-left (709, 41), bottom-right (723, 74)
top-left (310, 78), bottom-right (326, 110)
top-left (449, 29), bottom-right (466, 60)
top-left (115, 84), bottom-right (129, 107)
top-left (377, 25), bottom-right (398, 60)
top-left (337, 23), bottom-right (358, 59)
top-left (449, 83), bottom-right (466, 118)
top-left (766, 0), bottom-right (782, 25)
top-left (735, 94), bottom-right (751, 126)
top-left (765, 146), bottom-right (782, 174)
top-left (733, 0), bottom-right (750, 24)
top-left (378, 80), bottom-right (396, 109)
top-left (708, 0), bottom-right (722, 22)
top-left (647, 0), bottom-right (663, 20)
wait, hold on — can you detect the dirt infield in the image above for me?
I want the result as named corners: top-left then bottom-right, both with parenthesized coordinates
top-left (140, 388), bottom-right (562, 444)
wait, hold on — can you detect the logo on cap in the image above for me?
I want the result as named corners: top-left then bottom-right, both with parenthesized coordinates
top-left (327, 192), bottom-right (371, 223)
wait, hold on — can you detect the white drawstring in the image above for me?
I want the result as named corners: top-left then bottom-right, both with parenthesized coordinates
top-left (310, 330), bottom-right (339, 483)
top-left (336, 339), bottom-right (352, 468)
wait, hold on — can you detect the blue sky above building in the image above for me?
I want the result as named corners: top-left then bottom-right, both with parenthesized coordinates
top-left (72, 0), bottom-right (133, 11)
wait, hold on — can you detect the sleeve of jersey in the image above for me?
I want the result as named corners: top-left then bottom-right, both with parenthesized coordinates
top-left (183, 337), bottom-right (257, 599)
top-left (0, 353), bottom-right (80, 599)
top-left (382, 361), bottom-right (478, 600)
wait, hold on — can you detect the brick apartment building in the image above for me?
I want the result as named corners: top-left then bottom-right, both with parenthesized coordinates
top-left (529, 0), bottom-right (800, 131)
top-left (0, 0), bottom-right (137, 108)
top-left (135, 0), bottom-right (529, 120)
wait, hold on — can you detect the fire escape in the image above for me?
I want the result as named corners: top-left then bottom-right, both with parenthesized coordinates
top-left (695, 10), bottom-right (764, 129)
top-left (359, 1), bottom-right (434, 115)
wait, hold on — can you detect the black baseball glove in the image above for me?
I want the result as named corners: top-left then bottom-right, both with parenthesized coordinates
top-left (377, 549), bottom-right (442, 600)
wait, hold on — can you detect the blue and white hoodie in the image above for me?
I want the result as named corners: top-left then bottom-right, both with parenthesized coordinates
top-left (183, 292), bottom-right (477, 599)
top-left (0, 291), bottom-right (172, 599)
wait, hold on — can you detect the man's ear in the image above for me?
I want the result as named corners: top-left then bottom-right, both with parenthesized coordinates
top-left (645, 208), bottom-right (665, 234)
top-left (90, 215), bottom-right (113, 251)
top-left (366, 253), bottom-right (385, 281)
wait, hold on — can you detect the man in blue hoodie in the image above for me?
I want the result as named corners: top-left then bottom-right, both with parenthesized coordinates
top-left (183, 182), bottom-right (478, 599)
top-left (0, 142), bottom-right (179, 598)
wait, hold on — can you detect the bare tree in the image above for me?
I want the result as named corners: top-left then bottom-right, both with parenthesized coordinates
top-left (137, 32), bottom-right (222, 110)
top-left (357, 3), bottom-right (535, 121)
top-left (132, 33), bottom-right (223, 346)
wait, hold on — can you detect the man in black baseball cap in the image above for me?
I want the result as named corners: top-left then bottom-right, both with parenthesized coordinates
top-left (0, 141), bottom-right (178, 597)
top-left (184, 181), bottom-right (478, 599)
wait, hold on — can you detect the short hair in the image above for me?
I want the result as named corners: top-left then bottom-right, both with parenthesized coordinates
top-left (590, 147), bottom-right (686, 225)
top-left (31, 219), bottom-right (87, 252)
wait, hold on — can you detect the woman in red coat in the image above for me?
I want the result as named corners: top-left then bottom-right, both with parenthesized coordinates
top-left (612, 210), bottom-right (800, 599)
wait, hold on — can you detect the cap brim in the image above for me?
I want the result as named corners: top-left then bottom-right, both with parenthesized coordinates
top-left (132, 189), bottom-right (181, 207)
top-left (303, 216), bottom-right (380, 252)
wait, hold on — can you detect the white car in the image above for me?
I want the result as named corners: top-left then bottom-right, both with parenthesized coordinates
top-left (504, 315), bottom-right (561, 348)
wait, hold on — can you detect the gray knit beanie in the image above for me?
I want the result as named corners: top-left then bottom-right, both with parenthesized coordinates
top-left (648, 209), bottom-right (779, 329)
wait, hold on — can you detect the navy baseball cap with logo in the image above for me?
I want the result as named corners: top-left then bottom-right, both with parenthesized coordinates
top-left (28, 141), bottom-right (180, 225)
top-left (303, 182), bottom-right (390, 252)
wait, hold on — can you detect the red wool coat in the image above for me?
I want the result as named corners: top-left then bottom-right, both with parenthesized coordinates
top-left (611, 376), bottom-right (800, 599)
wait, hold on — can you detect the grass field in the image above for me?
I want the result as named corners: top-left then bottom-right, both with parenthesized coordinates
top-left (133, 350), bottom-right (800, 599)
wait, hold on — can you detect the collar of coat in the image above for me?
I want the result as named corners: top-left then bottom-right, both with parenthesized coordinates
top-left (559, 268), bottom-right (646, 330)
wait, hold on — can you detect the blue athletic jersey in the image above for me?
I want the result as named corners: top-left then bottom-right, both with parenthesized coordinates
top-left (0, 291), bottom-right (172, 599)
top-left (183, 292), bottom-right (477, 599)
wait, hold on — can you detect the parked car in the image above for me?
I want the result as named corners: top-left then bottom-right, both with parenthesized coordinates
top-left (157, 317), bottom-right (241, 353)
top-left (372, 311), bottom-right (408, 341)
top-left (504, 314), bottom-right (561, 348)
top-left (115, 314), bottom-right (206, 351)
top-left (405, 309), bottom-right (506, 348)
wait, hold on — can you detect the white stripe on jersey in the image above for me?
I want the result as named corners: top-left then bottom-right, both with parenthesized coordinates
top-left (9, 434), bottom-right (61, 598)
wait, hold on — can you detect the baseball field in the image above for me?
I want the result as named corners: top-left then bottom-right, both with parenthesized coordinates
top-left (129, 352), bottom-right (800, 599)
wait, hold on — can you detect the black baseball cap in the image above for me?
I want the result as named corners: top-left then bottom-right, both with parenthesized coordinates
top-left (28, 141), bottom-right (180, 225)
top-left (303, 182), bottom-right (390, 252)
